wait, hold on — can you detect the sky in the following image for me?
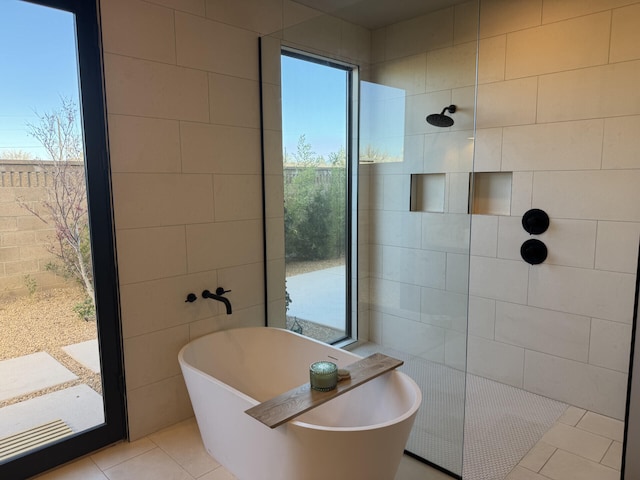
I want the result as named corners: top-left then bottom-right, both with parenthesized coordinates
top-left (0, 1), bottom-right (80, 159)
top-left (281, 54), bottom-right (348, 162)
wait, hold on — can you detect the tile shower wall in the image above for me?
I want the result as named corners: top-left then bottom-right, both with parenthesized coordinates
top-left (99, 0), bottom-right (293, 440)
top-left (467, 0), bottom-right (640, 420)
top-left (366, 1), bottom-right (478, 371)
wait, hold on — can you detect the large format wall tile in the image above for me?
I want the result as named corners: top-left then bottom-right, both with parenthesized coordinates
top-left (589, 318), bottom-right (632, 373)
top-left (467, 336), bottom-right (525, 387)
top-left (595, 221), bottom-right (640, 273)
top-left (384, 8), bottom-right (454, 60)
top-left (204, 0), bottom-right (283, 35)
top-left (479, 0), bottom-right (542, 38)
top-left (541, 0), bottom-right (635, 23)
top-left (104, 54), bottom-right (209, 122)
top-left (477, 78), bottom-right (538, 128)
top-left (469, 256), bottom-right (529, 304)
top-left (524, 350), bottom-right (627, 419)
top-left (610, 3), bottom-right (640, 62)
top-left (176, 12), bottom-right (259, 79)
top-left (537, 60), bottom-right (640, 123)
top-left (505, 12), bottom-right (610, 79)
top-left (602, 115), bottom-right (640, 169)
top-left (101, 0), bottom-right (176, 63)
top-left (426, 41), bottom-right (477, 91)
top-left (495, 302), bottom-right (590, 362)
top-left (502, 120), bottom-right (604, 172)
top-left (532, 170), bottom-right (640, 222)
top-left (528, 264), bottom-right (635, 323)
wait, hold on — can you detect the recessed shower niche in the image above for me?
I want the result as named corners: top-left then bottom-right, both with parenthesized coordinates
top-left (410, 173), bottom-right (445, 212)
top-left (471, 171), bottom-right (512, 216)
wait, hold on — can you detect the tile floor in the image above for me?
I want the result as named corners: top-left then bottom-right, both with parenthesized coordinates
top-left (32, 407), bottom-right (625, 480)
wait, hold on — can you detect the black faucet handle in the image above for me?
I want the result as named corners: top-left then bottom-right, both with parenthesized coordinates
top-left (215, 287), bottom-right (231, 295)
top-left (185, 293), bottom-right (197, 303)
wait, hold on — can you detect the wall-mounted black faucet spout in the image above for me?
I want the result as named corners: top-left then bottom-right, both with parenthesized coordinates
top-left (202, 289), bottom-right (232, 314)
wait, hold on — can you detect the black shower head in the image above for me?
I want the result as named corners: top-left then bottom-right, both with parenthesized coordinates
top-left (426, 105), bottom-right (457, 127)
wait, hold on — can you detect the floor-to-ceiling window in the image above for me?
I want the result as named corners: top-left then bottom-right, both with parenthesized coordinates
top-left (278, 49), bottom-right (356, 344)
top-left (0, 1), bottom-right (125, 477)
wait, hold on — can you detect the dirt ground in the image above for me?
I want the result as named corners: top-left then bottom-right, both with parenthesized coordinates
top-left (0, 286), bottom-right (101, 408)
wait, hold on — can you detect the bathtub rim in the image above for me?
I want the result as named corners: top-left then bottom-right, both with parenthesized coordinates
top-left (178, 326), bottom-right (422, 432)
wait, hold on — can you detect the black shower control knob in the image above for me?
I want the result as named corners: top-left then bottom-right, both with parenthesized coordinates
top-left (522, 209), bottom-right (550, 235)
top-left (185, 293), bottom-right (197, 303)
top-left (521, 239), bottom-right (547, 265)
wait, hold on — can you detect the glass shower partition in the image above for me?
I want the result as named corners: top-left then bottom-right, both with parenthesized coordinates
top-left (260, 1), bottom-right (478, 477)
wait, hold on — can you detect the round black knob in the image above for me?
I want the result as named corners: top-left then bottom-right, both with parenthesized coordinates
top-left (185, 293), bottom-right (197, 303)
top-left (521, 239), bottom-right (548, 265)
top-left (522, 209), bottom-right (550, 235)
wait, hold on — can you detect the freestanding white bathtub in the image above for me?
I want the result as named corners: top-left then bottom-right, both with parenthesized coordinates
top-left (178, 327), bottom-right (421, 480)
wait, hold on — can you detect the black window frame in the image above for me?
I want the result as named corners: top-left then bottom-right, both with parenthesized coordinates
top-left (277, 47), bottom-right (358, 344)
top-left (1, 1), bottom-right (126, 477)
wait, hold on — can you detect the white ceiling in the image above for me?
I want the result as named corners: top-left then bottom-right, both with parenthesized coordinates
top-left (291, 0), bottom-right (471, 29)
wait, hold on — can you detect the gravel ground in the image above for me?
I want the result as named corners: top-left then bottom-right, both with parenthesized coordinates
top-left (0, 286), bottom-right (101, 408)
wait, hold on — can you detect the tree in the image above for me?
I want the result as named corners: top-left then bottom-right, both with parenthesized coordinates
top-left (19, 97), bottom-right (94, 315)
top-left (1, 149), bottom-right (38, 160)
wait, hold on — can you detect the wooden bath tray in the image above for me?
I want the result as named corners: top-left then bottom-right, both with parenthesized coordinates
top-left (245, 353), bottom-right (403, 429)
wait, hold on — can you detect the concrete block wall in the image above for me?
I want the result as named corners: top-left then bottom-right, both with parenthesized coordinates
top-left (467, 0), bottom-right (640, 420)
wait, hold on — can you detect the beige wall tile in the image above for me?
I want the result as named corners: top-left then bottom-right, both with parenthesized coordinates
top-left (405, 91), bottom-right (453, 136)
top-left (480, 0), bottom-right (542, 38)
top-left (469, 200), bottom-right (495, 246)
top-left (371, 54), bottom-right (427, 96)
top-left (477, 77), bottom-right (538, 128)
top-left (424, 131), bottom-right (475, 173)
top-left (339, 20), bottom-right (371, 64)
top-left (382, 173), bottom-right (409, 211)
top-left (454, 1), bottom-right (480, 45)
top-left (537, 60), bottom-right (640, 123)
top-left (446, 252), bottom-right (470, 293)
top-left (603, 115), bottom-right (640, 169)
top-left (532, 170), bottom-right (640, 222)
top-left (180, 122), bottom-right (261, 175)
top-left (478, 35), bottom-right (506, 84)
top-left (175, 12), bottom-right (258, 80)
top-left (217, 262), bottom-right (264, 311)
top-left (505, 12), bottom-right (610, 79)
top-left (421, 212), bottom-right (471, 253)
top-left (104, 54), bottom-right (209, 122)
top-left (101, 0), bottom-right (176, 63)
top-left (112, 173), bottom-right (214, 229)
top-left (209, 73), bottom-right (260, 128)
top-left (373, 210), bottom-right (422, 249)
top-left (382, 245), bottom-right (446, 289)
top-left (473, 128), bottom-right (502, 172)
top-left (451, 86), bottom-right (476, 131)
top-left (384, 8), bottom-right (454, 61)
top-left (145, 0), bottom-right (205, 15)
top-left (444, 329), bottom-right (468, 370)
top-left (213, 174), bottom-right (262, 221)
top-left (282, 14), bottom-right (342, 55)
top-left (595, 221), bottom-right (640, 273)
top-left (119, 271), bottom-right (218, 338)
top-left (449, 172), bottom-right (472, 214)
top-left (116, 226), bottom-right (187, 284)
top-left (124, 325), bottom-right (189, 390)
top-left (524, 350), bottom-right (627, 419)
top-left (468, 295), bottom-right (496, 339)
top-left (467, 335), bottom-right (525, 387)
top-left (542, 0), bottom-right (636, 23)
top-left (381, 313), bottom-right (445, 362)
top-left (426, 41), bottom-right (477, 92)
top-left (589, 318), bottom-right (632, 373)
top-left (126, 375), bottom-right (193, 440)
top-left (420, 287), bottom-right (469, 332)
top-left (108, 115), bottom-right (181, 173)
top-left (205, 0), bottom-right (282, 35)
top-left (540, 449), bottom-right (619, 480)
top-left (469, 256), bottom-right (529, 303)
top-left (510, 172), bottom-right (533, 216)
top-left (370, 278), bottom-right (421, 321)
top-left (502, 120), bottom-right (604, 171)
top-left (528, 264), bottom-right (635, 323)
top-left (611, 4), bottom-right (640, 62)
top-left (186, 219), bottom-right (262, 272)
top-left (264, 174), bottom-right (284, 219)
top-left (495, 301), bottom-right (590, 362)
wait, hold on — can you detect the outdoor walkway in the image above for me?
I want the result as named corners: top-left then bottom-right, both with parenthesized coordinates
top-left (286, 266), bottom-right (346, 330)
top-left (0, 340), bottom-right (103, 445)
